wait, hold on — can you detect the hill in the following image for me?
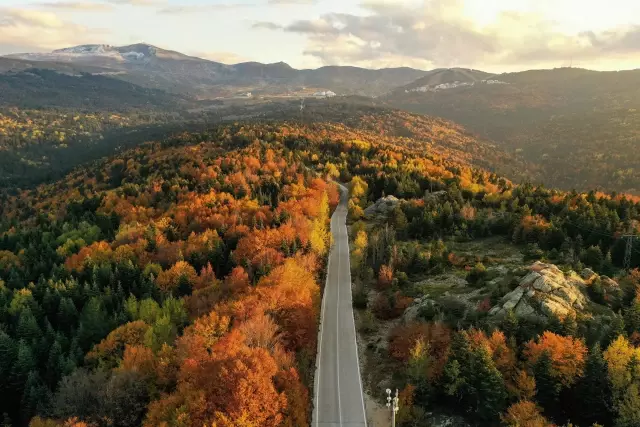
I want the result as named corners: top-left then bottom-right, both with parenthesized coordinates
top-left (0, 68), bottom-right (189, 111)
top-left (392, 67), bottom-right (494, 93)
top-left (0, 102), bottom-right (525, 190)
top-left (0, 118), bottom-right (639, 426)
top-left (384, 67), bottom-right (640, 193)
top-left (4, 43), bottom-right (427, 97)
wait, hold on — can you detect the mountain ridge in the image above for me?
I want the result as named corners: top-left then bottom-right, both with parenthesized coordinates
top-left (2, 43), bottom-right (428, 97)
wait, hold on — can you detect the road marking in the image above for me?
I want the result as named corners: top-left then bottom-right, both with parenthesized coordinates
top-left (343, 219), bottom-right (369, 427)
top-left (336, 225), bottom-right (343, 426)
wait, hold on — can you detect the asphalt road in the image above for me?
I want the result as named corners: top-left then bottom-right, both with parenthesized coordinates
top-left (312, 185), bottom-right (368, 427)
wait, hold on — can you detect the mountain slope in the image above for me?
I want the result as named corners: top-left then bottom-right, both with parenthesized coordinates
top-left (1, 115), bottom-right (639, 426)
top-left (0, 101), bottom-right (524, 189)
top-left (0, 68), bottom-right (188, 111)
top-left (384, 67), bottom-right (640, 193)
top-left (4, 43), bottom-right (427, 97)
top-left (392, 67), bottom-right (494, 93)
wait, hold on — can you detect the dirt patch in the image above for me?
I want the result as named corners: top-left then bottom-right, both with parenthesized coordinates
top-left (364, 392), bottom-right (391, 427)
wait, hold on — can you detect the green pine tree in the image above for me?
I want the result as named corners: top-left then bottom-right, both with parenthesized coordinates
top-left (45, 340), bottom-right (63, 388)
top-left (16, 309), bottom-right (41, 342)
top-left (12, 340), bottom-right (36, 393)
top-left (0, 331), bottom-right (17, 385)
top-left (533, 351), bottom-right (559, 414)
top-left (469, 346), bottom-right (507, 421)
top-left (573, 345), bottom-right (614, 426)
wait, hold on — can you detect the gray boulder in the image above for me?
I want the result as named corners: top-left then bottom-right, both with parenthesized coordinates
top-left (490, 262), bottom-right (589, 319)
top-left (364, 195), bottom-right (400, 218)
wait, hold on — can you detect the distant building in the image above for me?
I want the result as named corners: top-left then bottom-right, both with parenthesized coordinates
top-left (406, 79), bottom-right (508, 93)
top-left (312, 90), bottom-right (336, 98)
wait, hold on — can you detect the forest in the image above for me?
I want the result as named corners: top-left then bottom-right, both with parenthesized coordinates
top-left (345, 136), bottom-right (640, 425)
top-left (0, 70), bottom-right (187, 112)
top-left (0, 115), bottom-right (639, 426)
top-left (385, 68), bottom-right (640, 194)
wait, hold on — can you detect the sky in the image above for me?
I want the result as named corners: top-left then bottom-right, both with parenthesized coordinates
top-left (1, 0), bottom-right (640, 72)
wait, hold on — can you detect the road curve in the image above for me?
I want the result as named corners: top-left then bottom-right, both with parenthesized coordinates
top-left (312, 184), bottom-right (368, 427)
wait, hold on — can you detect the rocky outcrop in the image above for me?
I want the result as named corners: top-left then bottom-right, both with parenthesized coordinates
top-left (364, 195), bottom-right (400, 218)
top-left (489, 262), bottom-right (591, 319)
top-left (403, 297), bottom-right (436, 322)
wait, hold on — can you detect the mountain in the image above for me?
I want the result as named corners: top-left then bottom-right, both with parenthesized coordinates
top-left (4, 43), bottom-right (427, 97)
top-left (391, 67), bottom-right (494, 93)
top-left (384, 67), bottom-right (640, 194)
top-left (0, 67), bottom-right (189, 111)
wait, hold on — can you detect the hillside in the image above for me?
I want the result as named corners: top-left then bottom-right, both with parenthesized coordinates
top-left (392, 67), bottom-right (494, 93)
top-left (0, 68), bottom-right (189, 111)
top-left (4, 43), bottom-right (427, 97)
top-left (384, 67), bottom-right (640, 193)
top-left (0, 119), bottom-right (639, 426)
top-left (0, 102), bottom-right (525, 190)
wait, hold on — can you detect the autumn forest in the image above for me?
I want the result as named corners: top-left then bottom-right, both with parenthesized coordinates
top-left (0, 96), bottom-right (640, 427)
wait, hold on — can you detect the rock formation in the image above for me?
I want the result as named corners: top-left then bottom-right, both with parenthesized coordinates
top-left (364, 195), bottom-right (400, 218)
top-left (489, 261), bottom-right (596, 319)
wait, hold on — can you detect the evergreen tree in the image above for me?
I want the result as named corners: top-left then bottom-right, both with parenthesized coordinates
top-left (605, 315), bottom-right (626, 348)
top-left (76, 297), bottom-right (109, 351)
top-left (469, 346), bottom-right (508, 421)
top-left (16, 309), bottom-right (41, 342)
top-left (532, 351), bottom-right (559, 413)
top-left (0, 331), bottom-right (16, 387)
top-left (572, 345), bottom-right (614, 426)
top-left (12, 340), bottom-right (36, 393)
top-left (21, 371), bottom-right (51, 423)
top-left (624, 299), bottom-right (640, 336)
top-left (45, 340), bottom-right (63, 388)
top-left (56, 298), bottom-right (78, 333)
top-left (443, 332), bottom-right (507, 420)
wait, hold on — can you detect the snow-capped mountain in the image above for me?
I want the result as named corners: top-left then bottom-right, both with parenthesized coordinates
top-left (1, 43), bottom-right (428, 97)
top-left (9, 43), bottom-right (197, 63)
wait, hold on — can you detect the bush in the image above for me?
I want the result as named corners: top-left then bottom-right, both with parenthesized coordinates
top-left (372, 292), bottom-right (413, 320)
top-left (418, 301), bottom-right (438, 321)
top-left (396, 271), bottom-right (410, 288)
top-left (353, 286), bottom-right (368, 309)
top-left (358, 310), bottom-right (377, 334)
top-left (467, 262), bottom-right (487, 287)
top-left (588, 279), bottom-right (605, 305)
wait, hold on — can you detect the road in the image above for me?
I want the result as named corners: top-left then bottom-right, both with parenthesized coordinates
top-left (312, 184), bottom-right (368, 427)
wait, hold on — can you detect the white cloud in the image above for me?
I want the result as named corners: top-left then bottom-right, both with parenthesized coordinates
top-left (157, 2), bottom-right (253, 14)
top-left (269, 0), bottom-right (315, 4)
top-left (108, 0), bottom-right (164, 6)
top-left (37, 2), bottom-right (114, 11)
top-left (257, 0), bottom-right (640, 70)
top-left (190, 50), bottom-right (249, 64)
top-left (0, 7), bottom-right (107, 53)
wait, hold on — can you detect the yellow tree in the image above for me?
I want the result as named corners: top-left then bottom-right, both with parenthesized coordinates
top-left (603, 335), bottom-right (640, 426)
top-left (309, 192), bottom-right (331, 256)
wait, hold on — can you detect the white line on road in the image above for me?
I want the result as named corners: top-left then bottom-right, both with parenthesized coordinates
top-left (336, 225), bottom-right (343, 426)
top-left (344, 219), bottom-right (368, 427)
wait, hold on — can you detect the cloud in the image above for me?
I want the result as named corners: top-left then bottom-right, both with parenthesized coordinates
top-left (253, 21), bottom-right (282, 30)
top-left (36, 2), bottom-right (114, 11)
top-left (157, 2), bottom-right (253, 14)
top-left (190, 50), bottom-right (249, 64)
top-left (269, 0), bottom-right (315, 4)
top-left (0, 9), bottom-right (67, 28)
top-left (108, 0), bottom-right (163, 5)
top-left (0, 7), bottom-right (107, 53)
top-left (259, 0), bottom-right (640, 70)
